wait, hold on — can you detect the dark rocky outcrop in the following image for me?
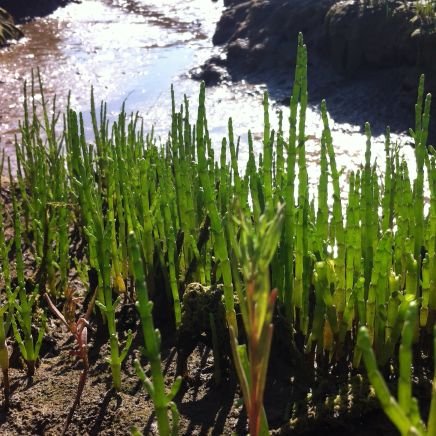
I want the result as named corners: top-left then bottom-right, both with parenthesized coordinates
top-left (213, 0), bottom-right (336, 73)
top-left (0, 7), bottom-right (23, 46)
top-left (198, 0), bottom-right (436, 138)
top-left (0, 0), bottom-right (77, 47)
top-left (326, 1), bottom-right (436, 74)
top-left (0, 0), bottom-right (75, 23)
top-left (191, 58), bottom-right (230, 86)
top-left (209, 0), bottom-right (436, 78)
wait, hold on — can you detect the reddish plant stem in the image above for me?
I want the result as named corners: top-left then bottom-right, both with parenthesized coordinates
top-left (246, 282), bottom-right (277, 436)
top-left (44, 290), bottom-right (96, 434)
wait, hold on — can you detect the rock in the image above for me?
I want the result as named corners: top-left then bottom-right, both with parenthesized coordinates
top-left (0, 0), bottom-right (75, 23)
top-left (325, 1), bottom-right (418, 73)
top-left (212, 1), bottom-right (250, 45)
top-left (202, 0), bottom-right (436, 141)
top-left (414, 25), bottom-right (436, 72)
top-left (0, 7), bottom-right (23, 46)
top-left (213, 0), bottom-right (336, 75)
top-left (223, 0), bottom-right (247, 6)
top-left (210, 0), bottom-right (436, 79)
top-left (325, 0), bottom-right (436, 82)
top-left (227, 37), bottom-right (251, 66)
top-left (176, 283), bottom-right (230, 378)
top-left (191, 60), bottom-right (230, 86)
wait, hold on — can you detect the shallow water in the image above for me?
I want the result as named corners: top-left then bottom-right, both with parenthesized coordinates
top-left (0, 0), bottom-right (419, 196)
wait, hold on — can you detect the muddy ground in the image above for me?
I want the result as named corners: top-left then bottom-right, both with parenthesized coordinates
top-left (0, 314), bottom-right (405, 436)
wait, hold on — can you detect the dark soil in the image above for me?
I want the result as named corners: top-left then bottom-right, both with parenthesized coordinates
top-left (0, 317), bottom-right (405, 436)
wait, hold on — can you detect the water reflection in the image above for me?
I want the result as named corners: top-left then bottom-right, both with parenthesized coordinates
top-left (0, 0), bottom-right (418, 194)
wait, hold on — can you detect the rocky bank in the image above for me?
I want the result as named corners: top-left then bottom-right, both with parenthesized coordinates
top-left (199, 0), bottom-right (436, 138)
top-left (0, 0), bottom-right (77, 47)
top-left (0, 0), bottom-right (75, 23)
top-left (0, 8), bottom-right (23, 46)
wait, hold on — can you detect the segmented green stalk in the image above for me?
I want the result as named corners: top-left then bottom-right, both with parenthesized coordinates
top-left (359, 300), bottom-right (431, 435)
top-left (0, 307), bottom-right (9, 407)
top-left (275, 111), bottom-right (285, 194)
top-left (248, 131), bottom-right (261, 228)
top-left (358, 322), bottom-right (418, 436)
top-left (321, 100), bottom-right (345, 319)
top-left (282, 34), bottom-right (306, 321)
top-left (362, 123), bottom-right (375, 294)
top-left (385, 270), bottom-right (401, 341)
top-left (94, 221), bottom-right (132, 390)
top-left (0, 203), bottom-right (11, 405)
top-left (345, 172), bottom-right (357, 291)
top-left (10, 181), bottom-right (46, 377)
top-left (307, 262), bottom-right (327, 356)
top-left (428, 326), bottom-right (436, 435)
top-left (228, 205), bottom-right (284, 436)
top-left (316, 129), bottom-right (328, 255)
top-left (398, 301), bottom-right (418, 418)
top-left (130, 231), bottom-right (181, 436)
top-left (262, 92), bottom-right (274, 215)
top-left (382, 127), bottom-right (393, 232)
top-left (196, 82), bottom-right (237, 335)
top-left (159, 164), bottom-right (182, 327)
top-left (228, 117), bottom-right (242, 203)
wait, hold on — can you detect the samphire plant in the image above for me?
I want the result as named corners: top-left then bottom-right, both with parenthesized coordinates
top-left (0, 164), bottom-right (13, 408)
top-left (9, 174), bottom-right (46, 378)
top-left (228, 203), bottom-right (284, 436)
top-left (358, 300), bottom-right (436, 435)
top-left (64, 100), bottom-right (133, 390)
top-left (0, 30), bottom-right (434, 435)
top-left (44, 286), bottom-right (97, 435)
top-left (129, 231), bottom-right (182, 436)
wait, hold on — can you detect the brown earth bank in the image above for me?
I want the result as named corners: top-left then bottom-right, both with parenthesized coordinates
top-left (197, 0), bottom-right (436, 139)
top-left (0, 331), bottom-right (403, 436)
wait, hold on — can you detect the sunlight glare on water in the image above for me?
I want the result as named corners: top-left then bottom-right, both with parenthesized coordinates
top-left (0, 0), bottom-right (421, 199)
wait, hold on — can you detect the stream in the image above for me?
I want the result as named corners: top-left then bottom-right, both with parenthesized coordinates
top-left (0, 0), bottom-right (418, 194)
